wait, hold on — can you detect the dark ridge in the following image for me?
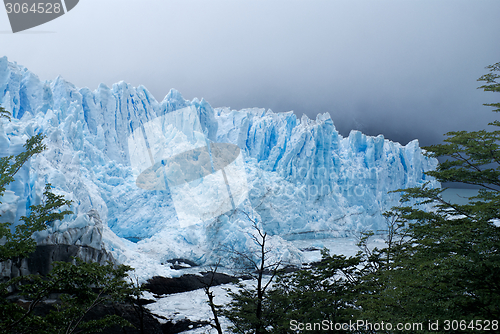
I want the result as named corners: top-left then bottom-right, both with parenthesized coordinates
top-left (1, 244), bottom-right (114, 279)
top-left (7, 299), bottom-right (164, 334)
top-left (145, 272), bottom-right (238, 296)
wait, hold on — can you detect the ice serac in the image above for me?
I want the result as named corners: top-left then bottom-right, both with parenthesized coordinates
top-left (214, 108), bottom-right (438, 239)
top-left (0, 57), bottom-right (439, 279)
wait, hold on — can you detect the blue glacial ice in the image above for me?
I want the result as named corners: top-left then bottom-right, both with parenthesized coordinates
top-left (0, 56), bottom-right (439, 279)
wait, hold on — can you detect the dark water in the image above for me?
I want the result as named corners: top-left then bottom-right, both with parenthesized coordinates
top-left (441, 188), bottom-right (480, 205)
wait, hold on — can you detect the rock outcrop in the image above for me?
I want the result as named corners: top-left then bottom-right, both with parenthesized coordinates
top-left (0, 244), bottom-right (114, 279)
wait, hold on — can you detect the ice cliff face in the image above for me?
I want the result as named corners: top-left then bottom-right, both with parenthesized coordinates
top-left (0, 57), bottom-right (438, 279)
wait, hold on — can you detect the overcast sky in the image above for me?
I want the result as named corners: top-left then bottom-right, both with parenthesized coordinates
top-left (1, 0), bottom-right (499, 147)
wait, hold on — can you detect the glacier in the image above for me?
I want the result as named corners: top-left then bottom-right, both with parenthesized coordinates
top-left (0, 56), bottom-right (439, 279)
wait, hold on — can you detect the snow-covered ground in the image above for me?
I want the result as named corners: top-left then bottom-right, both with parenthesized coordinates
top-left (143, 235), bottom-right (388, 333)
top-left (145, 282), bottom-right (234, 333)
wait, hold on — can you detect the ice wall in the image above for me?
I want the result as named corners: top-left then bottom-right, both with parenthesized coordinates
top-left (0, 56), bottom-right (439, 277)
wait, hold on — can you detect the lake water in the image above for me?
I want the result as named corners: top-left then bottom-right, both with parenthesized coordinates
top-left (441, 188), bottom-right (480, 205)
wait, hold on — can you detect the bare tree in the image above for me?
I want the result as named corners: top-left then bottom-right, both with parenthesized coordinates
top-left (201, 260), bottom-right (224, 334)
top-left (222, 210), bottom-right (283, 334)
